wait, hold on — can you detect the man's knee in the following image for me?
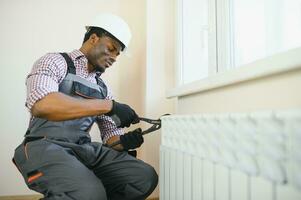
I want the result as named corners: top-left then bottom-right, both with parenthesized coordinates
top-left (130, 163), bottom-right (158, 198)
top-left (142, 164), bottom-right (158, 194)
top-left (120, 164), bottom-right (158, 200)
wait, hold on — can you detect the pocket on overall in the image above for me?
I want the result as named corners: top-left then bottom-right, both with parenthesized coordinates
top-left (13, 139), bottom-right (49, 192)
top-left (15, 139), bottom-right (78, 193)
top-left (73, 81), bottom-right (104, 99)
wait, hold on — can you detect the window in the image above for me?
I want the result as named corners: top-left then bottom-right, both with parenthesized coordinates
top-left (182, 0), bottom-right (209, 84)
top-left (176, 0), bottom-right (301, 85)
top-left (177, 0), bottom-right (215, 85)
top-left (231, 0), bottom-right (301, 67)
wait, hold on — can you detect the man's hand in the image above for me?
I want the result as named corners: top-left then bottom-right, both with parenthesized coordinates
top-left (120, 128), bottom-right (144, 150)
top-left (105, 100), bottom-right (140, 128)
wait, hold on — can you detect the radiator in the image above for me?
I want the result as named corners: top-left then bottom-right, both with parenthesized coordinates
top-left (160, 110), bottom-right (301, 200)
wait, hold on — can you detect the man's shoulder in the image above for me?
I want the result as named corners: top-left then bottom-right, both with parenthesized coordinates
top-left (36, 52), bottom-right (66, 65)
top-left (31, 52), bottom-right (68, 79)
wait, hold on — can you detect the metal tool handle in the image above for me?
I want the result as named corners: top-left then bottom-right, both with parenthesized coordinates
top-left (107, 124), bottom-right (161, 148)
top-left (107, 119), bottom-right (162, 148)
top-left (107, 114), bottom-right (170, 148)
top-left (139, 117), bottom-right (161, 125)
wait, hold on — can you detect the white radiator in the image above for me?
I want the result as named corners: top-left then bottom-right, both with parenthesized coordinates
top-left (160, 110), bottom-right (301, 200)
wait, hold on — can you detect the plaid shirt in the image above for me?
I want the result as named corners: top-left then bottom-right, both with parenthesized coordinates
top-left (26, 49), bottom-right (124, 143)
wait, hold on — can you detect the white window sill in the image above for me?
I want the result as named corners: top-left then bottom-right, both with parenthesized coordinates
top-left (167, 47), bottom-right (301, 98)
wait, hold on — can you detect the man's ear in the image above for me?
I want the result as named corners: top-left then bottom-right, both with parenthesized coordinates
top-left (89, 33), bottom-right (100, 44)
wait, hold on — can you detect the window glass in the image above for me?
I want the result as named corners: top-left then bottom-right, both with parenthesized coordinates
top-left (182, 0), bottom-right (209, 84)
top-left (231, 0), bottom-right (301, 67)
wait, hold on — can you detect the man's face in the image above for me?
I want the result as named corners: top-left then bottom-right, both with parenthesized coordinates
top-left (87, 34), bottom-right (122, 73)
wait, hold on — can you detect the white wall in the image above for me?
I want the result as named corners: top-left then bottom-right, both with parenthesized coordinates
top-left (149, 0), bottom-right (301, 199)
top-left (166, 68), bottom-right (301, 199)
top-left (177, 69), bottom-right (301, 114)
top-left (0, 0), bottom-right (147, 196)
top-left (142, 0), bottom-right (176, 197)
top-left (166, 5), bottom-right (301, 199)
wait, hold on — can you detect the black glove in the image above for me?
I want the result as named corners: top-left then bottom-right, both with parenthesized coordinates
top-left (106, 100), bottom-right (140, 128)
top-left (120, 128), bottom-right (144, 150)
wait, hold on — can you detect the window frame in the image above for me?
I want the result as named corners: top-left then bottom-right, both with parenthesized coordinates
top-left (167, 47), bottom-right (301, 98)
top-left (175, 0), bottom-right (217, 87)
top-left (170, 0), bottom-right (301, 98)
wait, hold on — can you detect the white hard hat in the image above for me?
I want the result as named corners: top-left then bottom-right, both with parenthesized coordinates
top-left (86, 13), bottom-right (132, 51)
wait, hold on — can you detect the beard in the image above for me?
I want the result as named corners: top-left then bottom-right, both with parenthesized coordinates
top-left (87, 53), bottom-right (106, 73)
top-left (87, 60), bottom-right (105, 73)
top-left (88, 45), bottom-right (110, 74)
top-left (94, 63), bottom-right (106, 73)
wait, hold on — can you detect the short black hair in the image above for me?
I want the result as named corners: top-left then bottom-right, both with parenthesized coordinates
top-left (83, 27), bottom-right (125, 51)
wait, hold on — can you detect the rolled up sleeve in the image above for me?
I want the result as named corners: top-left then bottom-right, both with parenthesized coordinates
top-left (26, 53), bottom-right (66, 110)
top-left (96, 84), bottom-right (124, 143)
top-left (97, 115), bottom-right (124, 143)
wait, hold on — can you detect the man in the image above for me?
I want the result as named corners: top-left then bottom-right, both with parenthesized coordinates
top-left (13, 13), bottom-right (158, 200)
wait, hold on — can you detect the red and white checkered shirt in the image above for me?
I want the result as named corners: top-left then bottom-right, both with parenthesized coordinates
top-left (26, 49), bottom-right (124, 143)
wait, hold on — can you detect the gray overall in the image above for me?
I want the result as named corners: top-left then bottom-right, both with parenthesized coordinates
top-left (13, 53), bottom-right (158, 200)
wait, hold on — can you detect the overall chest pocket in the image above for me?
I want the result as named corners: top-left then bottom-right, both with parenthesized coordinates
top-left (73, 81), bottom-right (106, 99)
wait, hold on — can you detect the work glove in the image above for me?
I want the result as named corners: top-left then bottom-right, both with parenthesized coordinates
top-left (106, 100), bottom-right (140, 128)
top-left (120, 128), bottom-right (144, 150)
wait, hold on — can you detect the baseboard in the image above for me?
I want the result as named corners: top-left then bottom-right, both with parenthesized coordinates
top-left (0, 195), bottom-right (158, 200)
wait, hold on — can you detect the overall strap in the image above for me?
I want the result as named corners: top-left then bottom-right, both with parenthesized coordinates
top-left (95, 72), bottom-right (108, 97)
top-left (60, 53), bottom-right (76, 74)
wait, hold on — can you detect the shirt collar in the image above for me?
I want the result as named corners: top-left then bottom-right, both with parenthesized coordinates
top-left (68, 49), bottom-right (93, 76)
top-left (69, 49), bottom-right (86, 61)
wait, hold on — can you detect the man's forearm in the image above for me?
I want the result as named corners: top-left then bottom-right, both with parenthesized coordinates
top-left (31, 92), bottom-right (113, 121)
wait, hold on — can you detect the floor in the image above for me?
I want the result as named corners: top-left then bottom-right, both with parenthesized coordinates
top-left (0, 195), bottom-right (159, 200)
top-left (0, 195), bottom-right (42, 200)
